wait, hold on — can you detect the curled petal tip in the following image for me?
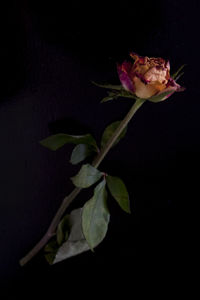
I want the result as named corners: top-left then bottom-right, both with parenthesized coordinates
top-left (166, 60), bottom-right (170, 70)
top-left (130, 52), bottom-right (139, 61)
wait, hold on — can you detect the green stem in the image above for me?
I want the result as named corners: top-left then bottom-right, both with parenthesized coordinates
top-left (92, 98), bottom-right (146, 168)
top-left (19, 98), bottom-right (145, 266)
top-left (19, 187), bottom-right (81, 266)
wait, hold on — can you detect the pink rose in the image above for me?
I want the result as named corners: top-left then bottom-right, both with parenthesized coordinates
top-left (117, 52), bottom-right (184, 100)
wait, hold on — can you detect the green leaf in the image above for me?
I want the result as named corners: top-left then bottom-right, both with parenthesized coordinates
top-left (171, 64), bottom-right (186, 80)
top-left (106, 175), bottom-right (130, 213)
top-left (70, 144), bottom-right (96, 165)
top-left (101, 121), bottom-right (127, 149)
top-left (71, 164), bottom-right (103, 188)
top-left (56, 215), bottom-right (70, 245)
top-left (45, 253), bottom-right (56, 265)
top-left (44, 238), bottom-right (58, 253)
top-left (44, 237), bottom-right (58, 265)
top-left (40, 133), bottom-right (98, 151)
top-left (53, 208), bottom-right (91, 264)
top-left (92, 81), bottom-right (123, 91)
top-left (82, 180), bottom-right (110, 250)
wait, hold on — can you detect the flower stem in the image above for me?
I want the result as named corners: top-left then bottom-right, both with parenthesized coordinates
top-left (19, 98), bottom-right (145, 266)
top-left (19, 187), bottom-right (81, 266)
top-left (92, 98), bottom-right (146, 168)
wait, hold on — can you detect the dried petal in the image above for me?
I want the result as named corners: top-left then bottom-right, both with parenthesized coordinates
top-left (117, 63), bottom-right (135, 92)
top-left (117, 52), bottom-right (185, 100)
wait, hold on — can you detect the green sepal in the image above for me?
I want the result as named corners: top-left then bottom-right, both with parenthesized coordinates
top-left (174, 72), bottom-right (184, 81)
top-left (118, 89), bottom-right (138, 100)
top-left (147, 90), bottom-right (175, 103)
top-left (92, 81), bottom-right (139, 103)
top-left (100, 89), bottom-right (138, 103)
top-left (171, 64), bottom-right (186, 81)
top-left (92, 81), bottom-right (123, 91)
top-left (101, 93), bottom-right (120, 103)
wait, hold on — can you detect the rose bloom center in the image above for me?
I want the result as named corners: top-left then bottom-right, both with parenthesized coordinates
top-left (144, 67), bottom-right (168, 84)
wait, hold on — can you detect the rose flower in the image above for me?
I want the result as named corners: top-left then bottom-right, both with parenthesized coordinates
top-left (117, 52), bottom-right (184, 100)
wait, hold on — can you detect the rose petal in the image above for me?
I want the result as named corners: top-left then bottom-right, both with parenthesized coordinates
top-left (133, 77), bottom-right (158, 99)
top-left (130, 52), bottom-right (140, 61)
top-left (118, 53), bottom-right (185, 101)
top-left (166, 60), bottom-right (170, 71)
top-left (152, 88), bottom-right (176, 101)
top-left (134, 72), bottom-right (150, 84)
top-left (121, 61), bottom-right (132, 73)
top-left (167, 78), bottom-right (183, 89)
top-left (117, 63), bottom-right (135, 93)
top-left (155, 82), bottom-right (184, 100)
top-left (144, 66), bottom-right (168, 84)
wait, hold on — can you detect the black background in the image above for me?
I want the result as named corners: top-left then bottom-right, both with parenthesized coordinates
top-left (0, 0), bottom-right (198, 297)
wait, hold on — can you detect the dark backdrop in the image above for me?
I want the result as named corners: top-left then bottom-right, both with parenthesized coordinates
top-left (0, 0), bottom-right (198, 297)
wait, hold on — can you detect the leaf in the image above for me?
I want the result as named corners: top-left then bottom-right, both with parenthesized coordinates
top-left (40, 133), bottom-right (98, 151)
top-left (82, 180), bottom-right (110, 250)
top-left (53, 208), bottom-right (91, 264)
top-left (92, 81), bottom-right (123, 90)
top-left (106, 175), bottom-right (130, 213)
top-left (45, 253), bottom-right (56, 265)
top-left (171, 64), bottom-right (186, 80)
top-left (70, 144), bottom-right (95, 165)
top-left (101, 121), bottom-right (127, 149)
top-left (71, 164), bottom-right (103, 188)
top-left (56, 215), bottom-right (70, 245)
top-left (44, 238), bottom-right (58, 253)
top-left (44, 237), bottom-right (58, 265)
